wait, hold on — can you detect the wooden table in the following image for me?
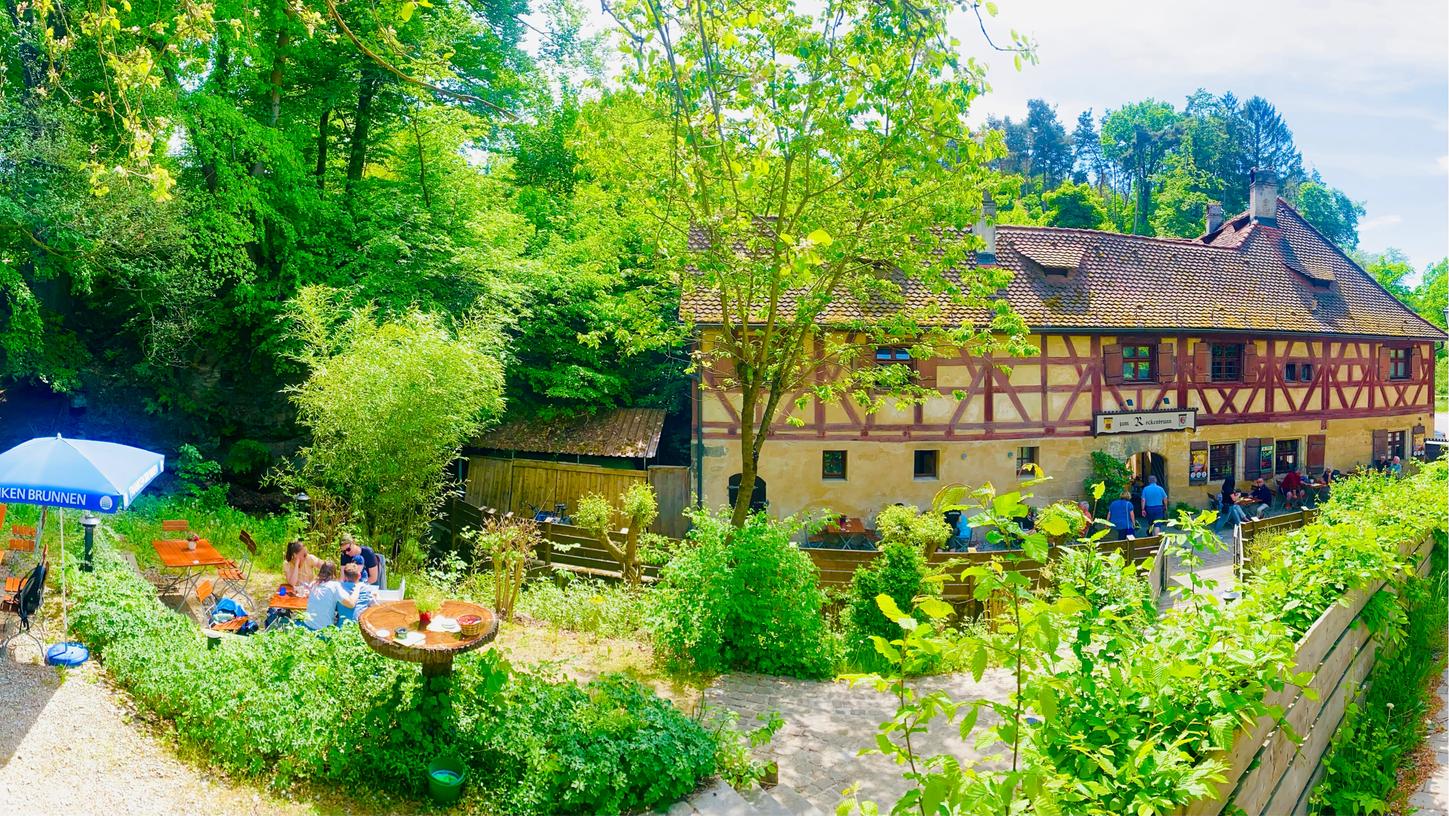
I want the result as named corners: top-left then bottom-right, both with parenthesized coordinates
top-left (151, 538), bottom-right (229, 596)
top-left (358, 600), bottom-right (498, 677)
top-left (268, 585), bottom-right (309, 612)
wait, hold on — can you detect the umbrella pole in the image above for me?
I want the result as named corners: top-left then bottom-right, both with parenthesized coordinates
top-left (59, 507), bottom-right (67, 641)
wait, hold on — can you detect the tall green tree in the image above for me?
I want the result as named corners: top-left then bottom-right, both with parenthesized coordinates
top-left (599, 0), bottom-right (1032, 525)
top-left (1295, 178), bottom-right (1364, 251)
top-left (1100, 100), bottom-right (1181, 235)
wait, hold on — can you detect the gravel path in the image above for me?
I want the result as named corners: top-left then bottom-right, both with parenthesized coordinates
top-left (1407, 668), bottom-right (1449, 815)
top-left (705, 669), bottom-right (1014, 811)
top-left (0, 660), bottom-right (318, 816)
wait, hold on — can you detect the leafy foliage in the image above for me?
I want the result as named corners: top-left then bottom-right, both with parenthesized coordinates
top-left (1312, 538), bottom-right (1448, 814)
top-left (1084, 450), bottom-right (1132, 516)
top-left (844, 541), bottom-right (938, 672)
top-left (649, 510), bottom-right (836, 678)
top-left (69, 539), bottom-right (714, 814)
top-left (847, 463), bottom-right (1448, 816)
top-left (283, 288), bottom-right (506, 556)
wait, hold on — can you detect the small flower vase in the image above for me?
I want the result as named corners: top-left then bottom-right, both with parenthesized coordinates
top-left (419, 610), bottom-right (433, 627)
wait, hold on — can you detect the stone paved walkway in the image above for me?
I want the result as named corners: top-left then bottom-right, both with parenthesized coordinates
top-left (1408, 669), bottom-right (1449, 815)
top-left (704, 670), bottom-right (1015, 811)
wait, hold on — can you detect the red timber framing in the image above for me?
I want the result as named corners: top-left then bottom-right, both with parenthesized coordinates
top-left (696, 334), bottom-right (1436, 443)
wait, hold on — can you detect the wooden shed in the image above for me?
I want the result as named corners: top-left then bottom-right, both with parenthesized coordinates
top-left (465, 408), bottom-right (690, 538)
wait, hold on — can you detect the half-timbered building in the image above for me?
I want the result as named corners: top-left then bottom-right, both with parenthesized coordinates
top-left (688, 172), bottom-right (1446, 520)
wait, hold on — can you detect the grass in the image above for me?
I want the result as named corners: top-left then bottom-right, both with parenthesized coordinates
top-left (105, 493), bottom-right (302, 575)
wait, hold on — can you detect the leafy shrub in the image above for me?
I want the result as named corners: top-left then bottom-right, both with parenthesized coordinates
top-left (222, 438), bottom-right (273, 480)
top-left (1041, 543), bottom-right (1153, 626)
top-left (844, 542), bottom-right (938, 671)
top-left (515, 575), bottom-right (652, 639)
top-left (69, 543), bottom-right (714, 813)
top-left (873, 504), bottom-right (950, 554)
top-left (650, 510), bottom-right (836, 678)
top-left (1311, 538), bottom-right (1448, 814)
top-left (1083, 450), bottom-right (1131, 516)
top-left (1034, 500), bottom-right (1088, 542)
top-left (173, 443), bottom-right (226, 505)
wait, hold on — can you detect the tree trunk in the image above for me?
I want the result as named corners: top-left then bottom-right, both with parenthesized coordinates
top-left (1133, 175), bottom-right (1152, 235)
top-left (730, 384), bottom-right (762, 527)
top-left (346, 64), bottom-right (382, 190)
top-left (250, 28), bottom-right (290, 177)
top-left (315, 109), bottom-right (330, 189)
top-left (412, 119), bottom-right (431, 207)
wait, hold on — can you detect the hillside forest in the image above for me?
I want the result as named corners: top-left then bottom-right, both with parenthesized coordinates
top-left (0, 0), bottom-right (1443, 496)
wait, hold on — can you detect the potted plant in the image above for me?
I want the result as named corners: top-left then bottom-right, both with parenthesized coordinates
top-left (414, 588), bottom-right (443, 627)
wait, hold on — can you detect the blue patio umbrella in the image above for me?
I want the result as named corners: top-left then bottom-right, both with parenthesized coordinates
top-left (0, 434), bottom-right (165, 514)
top-left (0, 435), bottom-right (165, 665)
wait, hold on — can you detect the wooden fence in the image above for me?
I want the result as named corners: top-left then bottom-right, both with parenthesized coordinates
top-left (1181, 533), bottom-right (1436, 816)
top-left (464, 457), bottom-right (689, 538)
top-left (804, 536), bottom-right (1166, 616)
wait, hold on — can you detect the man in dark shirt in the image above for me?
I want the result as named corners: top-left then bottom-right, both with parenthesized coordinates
top-left (339, 534), bottom-right (380, 585)
top-left (1248, 478), bottom-right (1273, 518)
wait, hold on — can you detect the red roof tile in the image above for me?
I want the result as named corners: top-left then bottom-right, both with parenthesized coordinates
top-left (680, 199), bottom-right (1446, 340)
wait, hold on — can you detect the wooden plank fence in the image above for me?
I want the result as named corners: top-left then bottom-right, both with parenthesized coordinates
top-left (1180, 533), bottom-right (1436, 816)
top-left (465, 456), bottom-right (689, 537)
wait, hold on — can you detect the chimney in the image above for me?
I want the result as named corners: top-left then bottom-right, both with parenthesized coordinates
top-left (1205, 202), bottom-right (1224, 234)
top-left (1249, 168), bottom-right (1278, 225)
top-left (975, 194), bottom-right (997, 264)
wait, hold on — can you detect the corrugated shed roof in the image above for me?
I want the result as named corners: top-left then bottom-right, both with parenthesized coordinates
top-left (680, 200), bottom-right (1447, 340)
top-left (474, 408), bottom-right (665, 459)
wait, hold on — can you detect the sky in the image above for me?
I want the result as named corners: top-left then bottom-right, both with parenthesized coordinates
top-left (954, 0), bottom-right (1449, 273)
top-left (551, 0), bottom-right (1449, 273)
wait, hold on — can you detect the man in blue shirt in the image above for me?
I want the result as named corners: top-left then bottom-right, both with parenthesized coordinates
top-left (1140, 475), bottom-right (1168, 532)
top-left (1107, 490), bottom-right (1136, 540)
top-left (339, 534), bottom-right (380, 585)
top-left (337, 562), bottom-right (376, 624)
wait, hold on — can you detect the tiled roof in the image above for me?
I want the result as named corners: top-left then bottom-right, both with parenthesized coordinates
top-left (680, 200), bottom-right (1446, 340)
top-left (473, 408), bottom-right (665, 459)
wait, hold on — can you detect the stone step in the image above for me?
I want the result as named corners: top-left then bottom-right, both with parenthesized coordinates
top-left (766, 785), bottom-right (829, 816)
top-left (688, 779), bottom-right (757, 816)
top-left (741, 787), bottom-right (794, 816)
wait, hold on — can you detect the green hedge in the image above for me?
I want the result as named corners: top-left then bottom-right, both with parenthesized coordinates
top-left (69, 545), bottom-right (714, 814)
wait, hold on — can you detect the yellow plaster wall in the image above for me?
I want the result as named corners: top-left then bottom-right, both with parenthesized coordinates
top-left (699, 412), bottom-right (1434, 521)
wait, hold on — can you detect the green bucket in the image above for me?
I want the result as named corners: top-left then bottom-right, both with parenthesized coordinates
top-left (427, 756), bottom-right (467, 805)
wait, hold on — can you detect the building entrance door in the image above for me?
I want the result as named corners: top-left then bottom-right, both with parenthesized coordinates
top-left (1130, 451), bottom-right (1167, 488)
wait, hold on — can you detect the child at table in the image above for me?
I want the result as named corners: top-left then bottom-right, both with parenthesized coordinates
top-left (337, 562), bottom-right (376, 624)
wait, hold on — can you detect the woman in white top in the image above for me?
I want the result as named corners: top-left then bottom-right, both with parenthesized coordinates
top-left (284, 540), bottom-right (323, 589)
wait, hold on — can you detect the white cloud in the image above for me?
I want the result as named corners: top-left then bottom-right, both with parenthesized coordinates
top-left (1359, 214), bottom-right (1404, 232)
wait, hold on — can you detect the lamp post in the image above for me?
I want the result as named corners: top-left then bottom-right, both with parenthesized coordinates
top-left (81, 512), bottom-right (100, 572)
top-left (294, 491), bottom-right (311, 529)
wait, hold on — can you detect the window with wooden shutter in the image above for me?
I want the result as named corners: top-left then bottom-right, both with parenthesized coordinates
top-left (1387, 348), bottom-right (1411, 380)
top-left (1194, 342), bottom-right (1210, 380)
top-left (1377, 348), bottom-right (1392, 380)
top-left (917, 356), bottom-right (938, 389)
top-left (1244, 438), bottom-right (1262, 479)
top-left (1242, 343), bottom-right (1260, 383)
top-left (1157, 342), bottom-right (1176, 380)
top-left (1103, 343), bottom-right (1124, 385)
top-left (1372, 429), bottom-right (1389, 463)
top-left (1306, 434), bottom-right (1326, 474)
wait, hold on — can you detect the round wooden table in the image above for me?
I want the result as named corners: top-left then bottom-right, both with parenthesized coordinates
top-left (357, 600), bottom-right (499, 677)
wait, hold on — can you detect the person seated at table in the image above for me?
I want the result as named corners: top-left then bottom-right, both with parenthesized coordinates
top-left (1279, 468), bottom-right (1305, 508)
top-left (303, 562), bottom-right (343, 630)
top-left (1218, 490), bottom-right (1251, 529)
top-left (1248, 478), bottom-right (1274, 517)
top-left (284, 540), bottom-right (322, 589)
top-left (1107, 490), bottom-right (1136, 540)
top-left (337, 562), bottom-right (376, 624)
top-left (1389, 456), bottom-right (1403, 477)
top-left (339, 533), bottom-right (381, 585)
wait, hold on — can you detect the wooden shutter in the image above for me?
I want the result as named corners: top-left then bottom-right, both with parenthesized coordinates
top-left (1411, 345), bottom-right (1425, 379)
top-left (1377, 347), bottom-right (1392, 380)
top-left (1103, 343), bottom-right (1124, 385)
top-left (1194, 342), bottom-right (1211, 380)
top-left (1372, 429), bottom-right (1389, 462)
top-left (1306, 434), bottom-right (1326, 474)
top-left (917, 356), bottom-right (938, 389)
top-left (1157, 342), bottom-right (1176, 380)
top-left (1244, 438), bottom-right (1262, 479)
top-left (1242, 343), bottom-right (1259, 383)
